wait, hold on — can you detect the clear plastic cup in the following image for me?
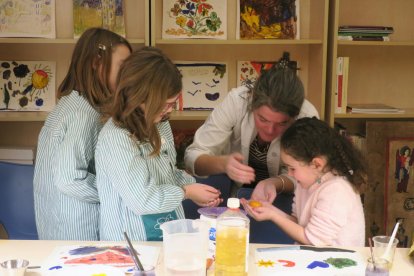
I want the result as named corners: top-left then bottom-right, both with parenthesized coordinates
top-left (372, 235), bottom-right (398, 267)
top-left (160, 219), bottom-right (209, 276)
top-left (365, 257), bottom-right (389, 276)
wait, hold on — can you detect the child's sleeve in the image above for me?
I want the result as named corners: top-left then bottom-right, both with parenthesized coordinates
top-left (55, 112), bottom-right (100, 203)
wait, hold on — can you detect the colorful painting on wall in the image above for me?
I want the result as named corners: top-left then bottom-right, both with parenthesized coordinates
top-left (0, 0), bottom-right (56, 38)
top-left (175, 62), bottom-right (227, 110)
top-left (365, 121), bottom-right (414, 246)
top-left (237, 61), bottom-right (277, 87)
top-left (162, 0), bottom-right (227, 39)
top-left (73, 0), bottom-right (125, 39)
top-left (237, 0), bottom-right (299, 39)
top-left (255, 246), bottom-right (365, 275)
top-left (0, 61), bottom-right (56, 111)
top-left (385, 138), bottom-right (414, 247)
top-left (41, 244), bottom-right (160, 275)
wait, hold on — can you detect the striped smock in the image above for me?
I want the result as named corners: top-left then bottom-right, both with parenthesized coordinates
top-left (33, 91), bottom-right (101, 240)
top-left (95, 118), bottom-right (194, 241)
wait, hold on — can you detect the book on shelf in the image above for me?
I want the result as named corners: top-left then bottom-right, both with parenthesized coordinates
top-left (338, 25), bottom-right (394, 34)
top-left (346, 103), bottom-right (405, 114)
top-left (338, 35), bottom-right (390, 41)
top-left (334, 57), bottom-right (349, 114)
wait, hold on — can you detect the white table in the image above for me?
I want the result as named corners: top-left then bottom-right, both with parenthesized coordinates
top-left (0, 240), bottom-right (412, 275)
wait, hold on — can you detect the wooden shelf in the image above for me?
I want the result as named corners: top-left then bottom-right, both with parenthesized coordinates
top-left (0, 38), bottom-right (146, 44)
top-left (155, 39), bottom-right (323, 45)
top-left (0, 112), bottom-right (49, 122)
top-left (169, 111), bottom-right (211, 121)
top-left (338, 40), bottom-right (414, 46)
top-left (334, 108), bottom-right (414, 119)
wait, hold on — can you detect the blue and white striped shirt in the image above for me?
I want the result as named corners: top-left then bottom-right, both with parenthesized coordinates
top-left (96, 118), bottom-right (194, 241)
top-left (34, 91), bottom-right (101, 240)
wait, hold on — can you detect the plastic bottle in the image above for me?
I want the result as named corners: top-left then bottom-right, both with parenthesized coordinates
top-left (215, 198), bottom-right (250, 276)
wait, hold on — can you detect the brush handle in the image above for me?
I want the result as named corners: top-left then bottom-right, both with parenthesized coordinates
top-left (383, 222), bottom-right (399, 259)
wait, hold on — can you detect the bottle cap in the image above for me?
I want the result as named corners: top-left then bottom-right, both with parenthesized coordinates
top-left (227, 198), bottom-right (240, 209)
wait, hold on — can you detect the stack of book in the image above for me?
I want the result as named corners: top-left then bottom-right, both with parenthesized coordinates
top-left (346, 103), bottom-right (404, 114)
top-left (338, 25), bottom-right (394, 41)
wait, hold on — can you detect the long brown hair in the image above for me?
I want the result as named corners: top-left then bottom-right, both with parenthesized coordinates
top-left (58, 27), bottom-right (132, 112)
top-left (111, 47), bottom-right (182, 155)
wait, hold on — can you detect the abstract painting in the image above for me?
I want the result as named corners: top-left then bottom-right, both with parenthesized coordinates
top-left (237, 0), bottom-right (299, 39)
top-left (73, 0), bottom-right (125, 38)
top-left (0, 0), bottom-right (56, 38)
top-left (237, 61), bottom-right (277, 87)
top-left (255, 247), bottom-right (365, 275)
top-left (175, 62), bottom-right (227, 110)
top-left (42, 244), bottom-right (160, 275)
top-left (162, 0), bottom-right (227, 39)
top-left (385, 138), bottom-right (414, 247)
top-left (0, 61), bottom-right (56, 111)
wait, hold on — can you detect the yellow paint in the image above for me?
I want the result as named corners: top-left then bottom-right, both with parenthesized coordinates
top-left (257, 259), bottom-right (275, 267)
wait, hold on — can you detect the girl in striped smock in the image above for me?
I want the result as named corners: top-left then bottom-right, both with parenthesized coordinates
top-left (95, 47), bottom-right (222, 241)
top-left (34, 28), bottom-right (132, 240)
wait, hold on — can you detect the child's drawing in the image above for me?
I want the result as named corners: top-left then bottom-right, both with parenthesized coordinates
top-left (255, 247), bottom-right (365, 275)
top-left (0, 0), bottom-right (56, 38)
top-left (237, 61), bottom-right (277, 87)
top-left (237, 0), bottom-right (299, 39)
top-left (175, 62), bottom-right (227, 110)
top-left (0, 61), bottom-right (56, 111)
top-left (162, 0), bottom-right (227, 39)
top-left (73, 0), bottom-right (125, 38)
top-left (42, 244), bottom-right (160, 275)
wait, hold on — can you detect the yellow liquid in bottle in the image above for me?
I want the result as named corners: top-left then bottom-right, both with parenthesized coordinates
top-left (215, 227), bottom-right (248, 276)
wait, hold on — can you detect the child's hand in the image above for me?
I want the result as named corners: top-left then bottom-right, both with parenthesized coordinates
top-left (240, 198), bottom-right (277, 221)
top-left (185, 184), bottom-right (222, 207)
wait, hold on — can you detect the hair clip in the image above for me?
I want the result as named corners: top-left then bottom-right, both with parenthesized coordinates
top-left (348, 169), bottom-right (354, 175)
top-left (276, 51), bottom-right (299, 71)
top-left (98, 44), bottom-right (107, 51)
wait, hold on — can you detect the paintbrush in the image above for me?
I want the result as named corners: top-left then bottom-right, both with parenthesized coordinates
top-left (368, 237), bottom-right (376, 271)
top-left (124, 231), bottom-right (145, 271)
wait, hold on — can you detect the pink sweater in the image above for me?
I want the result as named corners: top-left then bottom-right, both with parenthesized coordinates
top-left (292, 172), bottom-right (365, 246)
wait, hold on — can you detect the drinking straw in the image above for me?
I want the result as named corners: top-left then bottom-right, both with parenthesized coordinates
top-left (381, 220), bottom-right (400, 261)
top-left (368, 237), bottom-right (376, 271)
top-left (124, 231), bottom-right (145, 271)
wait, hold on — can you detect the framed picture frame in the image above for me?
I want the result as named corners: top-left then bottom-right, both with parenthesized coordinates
top-left (385, 138), bottom-right (414, 247)
top-left (365, 121), bottom-right (414, 247)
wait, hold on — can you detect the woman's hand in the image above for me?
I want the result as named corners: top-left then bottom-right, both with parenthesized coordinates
top-left (224, 152), bottom-right (255, 184)
top-left (251, 178), bottom-right (278, 203)
top-left (184, 184), bottom-right (222, 207)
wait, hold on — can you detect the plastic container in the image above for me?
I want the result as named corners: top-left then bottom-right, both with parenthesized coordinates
top-left (160, 219), bottom-right (209, 276)
top-left (215, 198), bottom-right (250, 276)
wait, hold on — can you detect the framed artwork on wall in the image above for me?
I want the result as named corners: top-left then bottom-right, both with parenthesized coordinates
top-left (365, 121), bottom-right (414, 247)
top-left (385, 138), bottom-right (414, 247)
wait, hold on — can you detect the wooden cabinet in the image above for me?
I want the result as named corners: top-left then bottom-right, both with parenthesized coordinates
top-left (0, 0), bottom-right (149, 147)
top-left (151, 0), bottom-right (329, 124)
top-left (327, 0), bottom-right (414, 131)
